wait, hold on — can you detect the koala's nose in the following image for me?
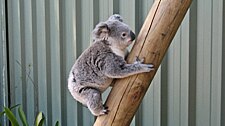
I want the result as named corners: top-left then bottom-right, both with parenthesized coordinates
top-left (130, 31), bottom-right (136, 41)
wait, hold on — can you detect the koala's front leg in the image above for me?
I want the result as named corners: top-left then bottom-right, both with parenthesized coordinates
top-left (104, 57), bottom-right (154, 78)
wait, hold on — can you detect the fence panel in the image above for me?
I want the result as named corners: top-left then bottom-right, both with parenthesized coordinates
top-left (1, 0), bottom-right (224, 126)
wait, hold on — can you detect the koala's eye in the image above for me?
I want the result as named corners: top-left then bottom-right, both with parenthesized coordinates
top-left (121, 32), bottom-right (127, 38)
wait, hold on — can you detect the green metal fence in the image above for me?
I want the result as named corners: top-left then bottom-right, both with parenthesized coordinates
top-left (1, 0), bottom-right (225, 126)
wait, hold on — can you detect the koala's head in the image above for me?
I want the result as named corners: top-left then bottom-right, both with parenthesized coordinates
top-left (92, 16), bottom-right (135, 49)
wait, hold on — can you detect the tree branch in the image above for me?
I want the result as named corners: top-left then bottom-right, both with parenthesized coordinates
top-left (94, 0), bottom-right (192, 125)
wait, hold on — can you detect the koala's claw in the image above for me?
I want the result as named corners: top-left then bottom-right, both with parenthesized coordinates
top-left (143, 64), bottom-right (154, 72)
top-left (100, 106), bottom-right (109, 115)
top-left (103, 105), bottom-right (108, 109)
top-left (103, 109), bottom-right (109, 114)
top-left (134, 56), bottom-right (145, 64)
top-left (147, 64), bottom-right (154, 68)
top-left (103, 106), bottom-right (109, 114)
top-left (140, 59), bottom-right (144, 63)
top-left (102, 36), bottom-right (108, 41)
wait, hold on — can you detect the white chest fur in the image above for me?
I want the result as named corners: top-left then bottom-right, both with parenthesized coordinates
top-left (110, 46), bottom-right (127, 59)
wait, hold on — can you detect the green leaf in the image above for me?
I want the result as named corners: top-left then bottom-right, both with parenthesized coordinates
top-left (37, 118), bottom-right (45, 126)
top-left (0, 111), bottom-right (4, 117)
top-left (0, 104), bottom-right (20, 117)
top-left (55, 121), bottom-right (59, 126)
top-left (35, 112), bottom-right (45, 126)
top-left (9, 104), bottom-right (21, 110)
top-left (18, 106), bottom-right (28, 126)
top-left (4, 107), bottom-right (19, 126)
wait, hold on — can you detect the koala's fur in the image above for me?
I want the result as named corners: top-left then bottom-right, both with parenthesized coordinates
top-left (68, 14), bottom-right (154, 116)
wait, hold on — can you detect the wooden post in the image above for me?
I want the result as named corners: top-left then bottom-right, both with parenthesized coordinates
top-left (94, 0), bottom-right (192, 125)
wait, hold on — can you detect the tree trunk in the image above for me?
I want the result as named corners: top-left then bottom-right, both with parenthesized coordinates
top-left (94, 0), bottom-right (192, 125)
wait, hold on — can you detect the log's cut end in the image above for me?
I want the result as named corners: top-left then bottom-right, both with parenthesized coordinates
top-left (94, 0), bottom-right (192, 126)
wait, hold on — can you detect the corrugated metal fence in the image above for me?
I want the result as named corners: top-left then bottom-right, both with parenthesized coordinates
top-left (0, 0), bottom-right (225, 126)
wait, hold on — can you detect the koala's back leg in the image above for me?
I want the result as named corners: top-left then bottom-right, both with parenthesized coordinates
top-left (80, 87), bottom-right (109, 116)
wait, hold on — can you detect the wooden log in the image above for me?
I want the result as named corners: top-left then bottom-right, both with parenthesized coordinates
top-left (94, 0), bottom-right (192, 125)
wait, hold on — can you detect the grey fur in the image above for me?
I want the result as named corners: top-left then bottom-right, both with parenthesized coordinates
top-left (68, 15), bottom-right (154, 116)
top-left (108, 14), bottom-right (123, 22)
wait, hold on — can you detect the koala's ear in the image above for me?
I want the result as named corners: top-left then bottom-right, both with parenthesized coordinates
top-left (108, 14), bottom-right (123, 22)
top-left (92, 22), bottom-right (110, 40)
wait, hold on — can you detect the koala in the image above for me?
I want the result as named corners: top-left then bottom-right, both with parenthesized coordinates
top-left (68, 14), bottom-right (154, 116)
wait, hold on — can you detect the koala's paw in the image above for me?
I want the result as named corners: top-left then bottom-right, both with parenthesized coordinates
top-left (134, 56), bottom-right (154, 72)
top-left (140, 64), bottom-right (154, 72)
